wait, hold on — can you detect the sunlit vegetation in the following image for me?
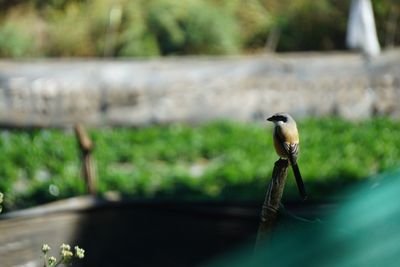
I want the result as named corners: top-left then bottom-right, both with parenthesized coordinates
top-left (0, 0), bottom-right (397, 57)
top-left (0, 117), bottom-right (399, 210)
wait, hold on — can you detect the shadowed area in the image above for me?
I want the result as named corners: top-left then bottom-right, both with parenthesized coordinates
top-left (207, 169), bottom-right (400, 267)
top-left (0, 197), bottom-right (326, 267)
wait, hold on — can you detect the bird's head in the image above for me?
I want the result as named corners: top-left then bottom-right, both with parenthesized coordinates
top-left (267, 112), bottom-right (294, 125)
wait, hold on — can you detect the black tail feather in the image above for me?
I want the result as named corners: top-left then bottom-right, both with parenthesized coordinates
top-left (291, 163), bottom-right (308, 200)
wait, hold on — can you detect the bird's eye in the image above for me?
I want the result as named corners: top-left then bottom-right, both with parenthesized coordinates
top-left (277, 115), bottom-right (287, 122)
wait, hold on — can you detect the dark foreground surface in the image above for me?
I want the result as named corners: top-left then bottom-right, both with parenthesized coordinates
top-left (0, 197), bottom-right (330, 267)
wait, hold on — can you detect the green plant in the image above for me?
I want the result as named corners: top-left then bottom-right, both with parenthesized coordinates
top-left (0, 0), bottom-right (398, 57)
top-left (1, 118), bottom-right (400, 210)
top-left (145, 0), bottom-right (240, 55)
top-left (0, 192), bottom-right (3, 213)
top-left (45, 2), bottom-right (99, 57)
top-left (0, 6), bottom-right (46, 57)
top-left (270, 0), bottom-right (348, 51)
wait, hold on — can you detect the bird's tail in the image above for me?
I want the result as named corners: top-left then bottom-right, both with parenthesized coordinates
top-left (291, 162), bottom-right (308, 200)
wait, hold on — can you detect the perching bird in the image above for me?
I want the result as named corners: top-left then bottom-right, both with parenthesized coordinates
top-left (267, 113), bottom-right (307, 200)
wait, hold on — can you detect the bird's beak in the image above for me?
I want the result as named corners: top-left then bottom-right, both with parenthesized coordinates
top-left (266, 116), bottom-right (274, 122)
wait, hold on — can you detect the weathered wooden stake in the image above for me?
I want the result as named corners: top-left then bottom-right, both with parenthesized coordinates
top-left (74, 124), bottom-right (97, 195)
top-left (255, 158), bottom-right (289, 248)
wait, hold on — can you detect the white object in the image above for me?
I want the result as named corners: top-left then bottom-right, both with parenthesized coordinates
top-left (346, 0), bottom-right (381, 57)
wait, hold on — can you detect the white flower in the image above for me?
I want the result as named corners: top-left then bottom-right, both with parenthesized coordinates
top-left (41, 244), bottom-right (51, 253)
top-left (60, 243), bottom-right (71, 251)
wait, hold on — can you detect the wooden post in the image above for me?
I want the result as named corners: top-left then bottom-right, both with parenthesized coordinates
top-left (74, 124), bottom-right (97, 195)
top-left (255, 158), bottom-right (289, 248)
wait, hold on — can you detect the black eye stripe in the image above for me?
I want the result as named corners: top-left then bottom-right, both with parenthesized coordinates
top-left (275, 115), bottom-right (287, 122)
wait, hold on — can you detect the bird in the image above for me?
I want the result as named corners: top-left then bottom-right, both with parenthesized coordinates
top-left (267, 113), bottom-right (307, 200)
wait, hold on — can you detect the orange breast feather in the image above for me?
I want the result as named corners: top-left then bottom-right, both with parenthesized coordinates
top-left (273, 125), bottom-right (299, 158)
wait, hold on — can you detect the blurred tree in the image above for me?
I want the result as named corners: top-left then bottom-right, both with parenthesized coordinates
top-left (0, 0), bottom-right (398, 57)
top-left (273, 0), bottom-right (348, 51)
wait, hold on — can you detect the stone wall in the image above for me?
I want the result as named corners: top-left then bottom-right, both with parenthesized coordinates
top-left (0, 50), bottom-right (399, 127)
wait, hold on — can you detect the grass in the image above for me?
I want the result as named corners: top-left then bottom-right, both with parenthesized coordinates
top-left (0, 117), bottom-right (400, 210)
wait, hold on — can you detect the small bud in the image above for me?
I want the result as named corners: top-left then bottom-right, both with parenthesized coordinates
top-left (42, 244), bottom-right (51, 254)
top-left (48, 256), bottom-right (57, 266)
top-left (61, 249), bottom-right (73, 258)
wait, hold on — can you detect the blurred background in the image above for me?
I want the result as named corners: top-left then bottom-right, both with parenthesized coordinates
top-left (0, 0), bottom-right (398, 57)
top-left (0, 0), bottom-right (399, 266)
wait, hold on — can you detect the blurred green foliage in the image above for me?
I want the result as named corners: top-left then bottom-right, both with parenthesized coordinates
top-left (273, 0), bottom-right (348, 51)
top-left (0, 118), bottom-right (400, 210)
top-left (0, 0), bottom-right (398, 57)
top-left (0, 6), bottom-right (45, 57)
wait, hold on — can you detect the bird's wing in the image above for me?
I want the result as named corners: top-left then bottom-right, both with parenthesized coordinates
top-left (275, 127), bottom-right (299, 164)
top-left (275, 126), bottom-right (306, 200)
top-left (286, 142), bottom-right (299, 163)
